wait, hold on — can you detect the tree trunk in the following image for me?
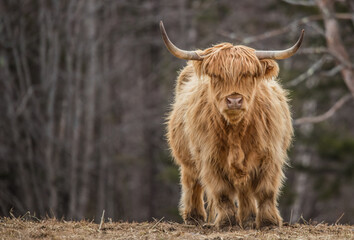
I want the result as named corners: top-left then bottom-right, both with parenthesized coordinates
top-left (316, 0), bottom-right (354, 95)
top-left (77, 0), bottom-right (98, 219)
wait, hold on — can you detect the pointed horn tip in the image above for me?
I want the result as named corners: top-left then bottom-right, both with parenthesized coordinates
top-left (295, 29), bottom-right (305, 49)
top-left (255, 28), bottom-right (305, 60)
top-left (159, 21), bottom-right (165, 32)
top-left (300, 29), bottom-right (305, 40)
top-left (298, 29), bottom-right (305, 42)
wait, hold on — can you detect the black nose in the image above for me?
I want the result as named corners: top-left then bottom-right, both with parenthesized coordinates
top-left (226, 96), bottom-right (243, 109)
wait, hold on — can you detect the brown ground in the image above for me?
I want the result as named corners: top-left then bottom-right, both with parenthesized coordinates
top-left (0, 217), bottom-right (353, 240)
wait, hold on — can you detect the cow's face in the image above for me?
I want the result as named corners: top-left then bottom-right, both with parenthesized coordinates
top-left (209, 73), bottom-right (257, 124)
top-left (196, 44), bottom-right (279, 124)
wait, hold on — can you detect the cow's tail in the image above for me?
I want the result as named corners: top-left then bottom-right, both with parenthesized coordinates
top-left (206, 194), bottom-right (216, 223)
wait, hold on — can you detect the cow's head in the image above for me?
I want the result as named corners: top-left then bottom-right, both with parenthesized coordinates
top-left (160, 21), bottom-right (304, 124)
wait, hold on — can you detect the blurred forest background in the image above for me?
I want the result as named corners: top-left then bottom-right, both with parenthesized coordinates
top-left (0, 0), bottom-right (353, 224)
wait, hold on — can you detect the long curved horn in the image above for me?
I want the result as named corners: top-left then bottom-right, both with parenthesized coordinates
top-left (255, 30), bottom-right (305, 60)
top-left (160, 21), bottom-right (204, 61)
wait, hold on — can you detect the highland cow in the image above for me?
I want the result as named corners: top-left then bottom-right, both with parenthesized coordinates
top-left (161, 21), bottom-right (304, 229)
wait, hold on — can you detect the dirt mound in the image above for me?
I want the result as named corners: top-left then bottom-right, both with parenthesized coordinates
top-left (0, 217), bottom-right (353, 239)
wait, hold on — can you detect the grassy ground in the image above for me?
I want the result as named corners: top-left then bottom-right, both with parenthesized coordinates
top-left (0, 216), bottom-right (353, 240)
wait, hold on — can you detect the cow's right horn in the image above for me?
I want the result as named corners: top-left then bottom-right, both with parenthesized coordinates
top-left (255, 30), bottom-right (305, 60)
top-left (160, 21), bottom-right (204, 61)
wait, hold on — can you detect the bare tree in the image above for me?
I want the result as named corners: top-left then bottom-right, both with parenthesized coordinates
top-left (0, 0), bottom-right (352, 224)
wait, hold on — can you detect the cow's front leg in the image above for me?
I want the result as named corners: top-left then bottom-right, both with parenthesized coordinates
top-left (237, 185), bottom-right (257, 229)
top-left (212, 192), bottom-right (238, 229)
top-left (253, 161), bottom-right (283, 229)
top-left (202, 166), bottom-right (238, 228)
top-left (179, 166), bottom-right (206, 225)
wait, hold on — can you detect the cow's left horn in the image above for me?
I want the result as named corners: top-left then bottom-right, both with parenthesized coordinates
top-left (160, 21), bottom-right (204, 61)
top-left (255, 30), bottom-right (305, 60)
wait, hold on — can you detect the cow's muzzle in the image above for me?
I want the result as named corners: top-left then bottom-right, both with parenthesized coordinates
top-left (226, 94), bottom-right (243, 110)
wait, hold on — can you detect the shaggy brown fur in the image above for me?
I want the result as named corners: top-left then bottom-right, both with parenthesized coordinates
top-left (167, 43), bottom-right (293, 229)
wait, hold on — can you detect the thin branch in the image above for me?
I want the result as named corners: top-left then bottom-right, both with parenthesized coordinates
top-left (149, 217), bottom-right (165, 230)
top-left (15, 87), bottom-right (33, 116)
top-left (240, 27), bottom-right (290, 45)
top-left (98, 209), bottom-right (105, 231)
top-left (328, 49), bottom-right (354, 70)
top-left (334, 213), bottom-right (345, 225)
top-left (294, 94), bottom-right (353, 125)
top-left (282, 0), bottom-right (316, 6)
top-left (350, 0), bottom-right (354, 27)
top-left (297, 47), bottom-right (328, 55)
top-left (321, 64), bottom-right (343, 77)
top-left (285, 56), bottom-right (329, 87)
top-left (219, 13), bottom-right (354, 44)
top-left (305, 21), bottom-right (325, 35)
top-left (316, 0), bottom-right (354, 94)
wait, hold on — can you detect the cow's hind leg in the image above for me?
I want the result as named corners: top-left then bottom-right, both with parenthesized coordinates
top-left (253, 161), bottom-right (283, 229)
top-left (180, 166), bottom-right (206, 225)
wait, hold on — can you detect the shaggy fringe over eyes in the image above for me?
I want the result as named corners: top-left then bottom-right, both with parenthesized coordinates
top-left (193, 44), bottom-right (279, 82)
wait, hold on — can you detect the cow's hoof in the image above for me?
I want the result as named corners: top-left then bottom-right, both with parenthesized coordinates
top-left (215, 215), bottom-right (237, 229)
top-left (202, 223), bottom-right (215, 229)
top-left (257, 219), bottom-right (282, 229)
top-left (240, 214), bottom-right (256, 229)
top-left (184, 213), bottom-right (205, 226)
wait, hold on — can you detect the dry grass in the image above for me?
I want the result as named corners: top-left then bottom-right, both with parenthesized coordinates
top-left (0, 216), bottom-right (353, 240)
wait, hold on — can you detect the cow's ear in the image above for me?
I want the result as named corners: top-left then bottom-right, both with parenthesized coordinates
top-left (259, 59), bottom-right (279, 80)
